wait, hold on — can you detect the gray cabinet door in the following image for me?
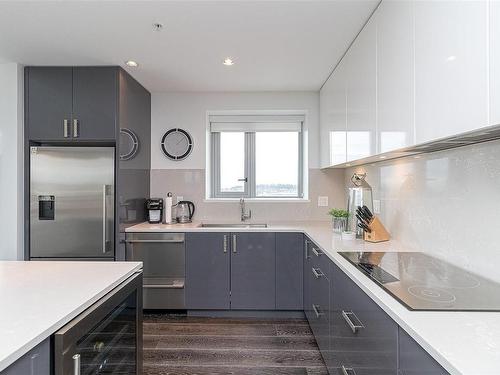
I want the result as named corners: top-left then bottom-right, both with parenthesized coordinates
top-left (329, 262), bottom-right (398, 374)
top-left (26, 67), bottom-right (73, 141)
top-left (72, 67), bottom-right (117, 140)
top-left (398, 328), bottom-right (449, 375)
top-left (230, 232), bottom-right (276, 310)
top-left (307, 242), bottom-right (331, 356)
top-left (186, 232), bottom-right (231, 310)
top-left (1, 338), bottom-right (50, 375)
top-left (276, 232), bottom-right (303, 310)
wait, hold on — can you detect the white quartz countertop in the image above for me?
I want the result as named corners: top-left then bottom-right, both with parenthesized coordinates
top-left (0, 261), bottom-right (142, 372)
top-left (127, 221), bottom-right (500, 375)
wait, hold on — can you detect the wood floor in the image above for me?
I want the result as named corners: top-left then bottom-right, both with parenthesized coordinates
top-left (143, 314), bottom-right (328, 375)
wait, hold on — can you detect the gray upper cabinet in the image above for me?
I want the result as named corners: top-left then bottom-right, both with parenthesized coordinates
top-left (25, 66), bottom-right (118, 141)
top-left (186, 232), bottom-right (231, 310)
top-left (72, 67), bottom-right (117, 140)
top-left (26, 67), bottom-right (73, 141)
top-left (399, 328), bottom-right (449, 375)
top-left (230, 232), bottom-right (276, 310)
top-left (276, 232), bottom-right (303, 310)
top-left (329, 262), bottom-right (398, 375)
top-left (1, 338), bottom-right (50, 375)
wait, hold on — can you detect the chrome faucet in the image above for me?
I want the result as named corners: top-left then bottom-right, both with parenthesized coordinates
top-left (240, 198), bottom-right (251, 222)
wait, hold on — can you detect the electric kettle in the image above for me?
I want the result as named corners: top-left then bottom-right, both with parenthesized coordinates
top-left (176, 201), bottom-right (195, 223)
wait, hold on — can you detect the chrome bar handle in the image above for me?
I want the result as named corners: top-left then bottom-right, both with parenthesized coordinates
top-left (125, 240), bottom-right (185, 244)
top-left (341, 365), bottom-right (356, 375)
top-left (63, 119), bottom-right (69, 138)
top-left (304, 239), bottom-right (310, 259)
top-left (223, 235), bottom-right (228, 253)
top-left (102, 185), bottom-right (107, 253)
top-left (72, 354), bottom-right (81, 375)
top-left (312, 304), bottom-right (323, 318)
top-left (342, 310), bottom-right (364, 334)
top-left (232, 234), bottom-right (237, 253)
top-left (312, 267), bottom-right (324, 279)
top-left (73, 119), bottom-right (79, 138)
top-left (312, 247), bottom-right (323, 257)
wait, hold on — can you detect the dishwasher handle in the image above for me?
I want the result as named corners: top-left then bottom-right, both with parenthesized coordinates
top-left (125, 239), bottom-right (185, 244)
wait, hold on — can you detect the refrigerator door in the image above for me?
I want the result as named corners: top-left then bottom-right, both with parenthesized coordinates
top-left (30, 146), bottom-right (115, 258)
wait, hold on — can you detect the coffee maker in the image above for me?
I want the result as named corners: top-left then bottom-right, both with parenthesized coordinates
top-left (146, 198), bottom-right (163, 224)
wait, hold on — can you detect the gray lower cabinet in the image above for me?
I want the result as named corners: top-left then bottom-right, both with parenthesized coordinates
top-left (276, 232), bottom-right (303, 310)
top-left (1, 339), bottom-right (50, 375)
top-left (329, 262), bottom-right (398, 374)
top-left (186, 232), bottom-right (231, 310)
top-left (305, 239), bottom-right (331, 355)
top-left (231, 232), bottom-right (276, 310)
top-left (398, 328), bottom-right (449, 375)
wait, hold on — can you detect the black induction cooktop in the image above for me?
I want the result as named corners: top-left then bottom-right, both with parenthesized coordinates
top-left (339, 251), bottom-right (500, 311)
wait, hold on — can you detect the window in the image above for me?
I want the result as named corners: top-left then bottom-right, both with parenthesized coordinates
top-left (210, 114), bottom-right (304, 199)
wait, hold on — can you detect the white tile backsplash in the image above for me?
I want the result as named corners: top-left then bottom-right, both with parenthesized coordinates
top-left (151, 168), bottom-right (345, 222)
top-left (345, 139), bottom-right (500, 283)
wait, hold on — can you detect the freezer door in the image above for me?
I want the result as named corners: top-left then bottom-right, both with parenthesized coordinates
top-left (30, 146), bottom-right (115, 258)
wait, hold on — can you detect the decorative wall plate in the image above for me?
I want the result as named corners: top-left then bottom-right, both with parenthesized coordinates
top-left (161, 128), bottom-right (193, 161)
top-left (119, 128), bottom-right (139, 161)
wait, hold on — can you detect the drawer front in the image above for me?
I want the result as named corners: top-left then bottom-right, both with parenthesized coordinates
top-left (2, 338), bottom-right (50, 375)
top-left (309, 267), bottom-right (330, 354)
top-left (330, 263), bottom-right (398, 373)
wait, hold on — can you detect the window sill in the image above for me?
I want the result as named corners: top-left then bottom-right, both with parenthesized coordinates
top-left (203, 198), bottom-right (310, 203)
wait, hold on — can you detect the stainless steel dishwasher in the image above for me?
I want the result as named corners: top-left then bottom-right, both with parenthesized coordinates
top-left (125, 232), bottom-right (185, 309)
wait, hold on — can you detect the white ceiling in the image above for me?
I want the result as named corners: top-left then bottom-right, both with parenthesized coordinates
top-left (0, 1), bottom-right (379, 92)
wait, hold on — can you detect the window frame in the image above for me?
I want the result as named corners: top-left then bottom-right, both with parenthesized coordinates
top-left (210, 128), bottom-right (304, 199)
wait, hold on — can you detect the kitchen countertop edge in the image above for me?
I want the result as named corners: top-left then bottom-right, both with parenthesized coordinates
top-left (0, 262), bottom-right (143, 372)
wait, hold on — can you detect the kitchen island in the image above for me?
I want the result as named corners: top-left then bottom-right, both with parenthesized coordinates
top-left (126, 220), bottom-right (500, 375)
top-left (0, 261), bottom-right (143, 373)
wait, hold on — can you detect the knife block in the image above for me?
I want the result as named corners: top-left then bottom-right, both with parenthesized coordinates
top-left (364, 216), bottom-right (390, 243)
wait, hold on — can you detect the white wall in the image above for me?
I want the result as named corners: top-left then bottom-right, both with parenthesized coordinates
top-left (150, 91), bottom-right (347, 222)
top-left (0, 63), bottom-right (23, 260)
top-left (151, 91), bottom-right (320, 169)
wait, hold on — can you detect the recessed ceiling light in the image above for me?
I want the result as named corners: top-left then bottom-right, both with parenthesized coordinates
top-left (125, 60), bottom-right (138, 67)
top-left (223, 58), bottom-right (235, 66)
top-left (447, 55), bottom-right (457, 62)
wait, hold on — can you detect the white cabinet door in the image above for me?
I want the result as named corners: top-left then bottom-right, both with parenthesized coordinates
top-left (346, 16), bottom-right (377, 162)
top-left (415, 0), bottom-right (488, 144)
top-left (491, 0), bottom-right (500, 126)
top-left (320, 64), bottom-right (347, 167)
top-left (377, 0), bottom-right (415, 153)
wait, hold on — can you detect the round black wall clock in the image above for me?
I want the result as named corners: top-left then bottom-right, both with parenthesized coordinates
top-left (161, 128), bottom-right (193, 161)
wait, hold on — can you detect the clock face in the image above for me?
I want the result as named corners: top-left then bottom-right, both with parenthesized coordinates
top-left (161, 128), bottom-right (193, 160)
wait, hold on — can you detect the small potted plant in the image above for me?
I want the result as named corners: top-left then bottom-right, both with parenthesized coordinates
top-left (328, 208), bottom-right (349, 233)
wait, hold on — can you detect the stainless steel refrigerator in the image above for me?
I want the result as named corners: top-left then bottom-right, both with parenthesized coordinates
top-left (30, 146), bottom-right (115, 260)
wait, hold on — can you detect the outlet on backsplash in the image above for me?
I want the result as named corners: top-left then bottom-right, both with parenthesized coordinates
top-left (317, 196), bottom-right (328, 207)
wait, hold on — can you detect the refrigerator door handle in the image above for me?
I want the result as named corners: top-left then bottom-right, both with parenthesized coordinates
top-left (102, 185), bottom-right (108, 254)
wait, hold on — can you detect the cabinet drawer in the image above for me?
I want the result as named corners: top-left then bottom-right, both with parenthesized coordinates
top-left (330, 263), bottom-right (398, 373)
top-left (2, 338), bottom-right (50, 375)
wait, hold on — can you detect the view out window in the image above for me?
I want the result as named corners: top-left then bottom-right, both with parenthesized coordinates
top-left (210, 116), bottom-right (304, 199)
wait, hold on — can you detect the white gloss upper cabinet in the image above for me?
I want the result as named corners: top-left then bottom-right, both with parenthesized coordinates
top-left (320, 63), bottom-right (347, 168)
top-left (346, 16), bottom-right (377, 162)
top-left (414, 0), bottom-right (489, 144)
top-left (491, 0), bottom-right (500, 126)
top-left (376, 0), bottom-right (415, 153)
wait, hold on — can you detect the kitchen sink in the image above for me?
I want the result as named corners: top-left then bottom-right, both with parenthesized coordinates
top-left (201, 223), bottom-right (268, 228)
